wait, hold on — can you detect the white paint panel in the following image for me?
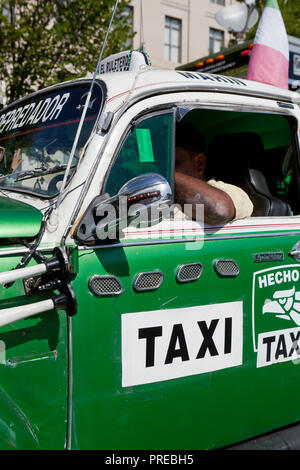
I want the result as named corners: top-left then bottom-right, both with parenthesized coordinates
top-left (122, 302), bottom-right (243, 387)
top-left (254, 7), bottom-right (289, 60)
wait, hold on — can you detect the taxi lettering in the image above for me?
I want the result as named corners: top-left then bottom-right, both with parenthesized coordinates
top-left (122, 302), bottom-right (243, 387)
top-left (138, 318), bottom-right (233, 368)
top-left (257, 327), bottom-right (300, 367)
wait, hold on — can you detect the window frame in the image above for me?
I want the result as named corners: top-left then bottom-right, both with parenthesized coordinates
top-left (74, 95), bottom-right (300, 249)
top-left (123, 5), bottom-right (134, 49)
top-left (175, 105), bottom-right (300, 217)
top-left (0, 78), bottom-right (106, 200)
top-left (102, 101), bottom-right (300, 221)
top-left (164, 16), bottom-right (182, 63)
top-left (209, 27), bottom-right (225, 54)
top-left (102, 108), bottom-right (177, 200)
top-left (210, 0), bottom-right (225, 5)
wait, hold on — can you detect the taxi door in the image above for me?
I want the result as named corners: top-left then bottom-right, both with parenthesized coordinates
top-left (71, 100), bottom-right (300, 450)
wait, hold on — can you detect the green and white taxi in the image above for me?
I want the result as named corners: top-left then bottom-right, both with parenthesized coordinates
top-left (0, 50), bottom-right (300, 450)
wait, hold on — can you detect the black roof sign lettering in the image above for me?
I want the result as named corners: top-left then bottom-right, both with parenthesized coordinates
top-left (177, 71), bottom-right (247, 87)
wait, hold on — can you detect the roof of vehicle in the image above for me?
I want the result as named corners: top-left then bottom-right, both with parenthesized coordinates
top-left (100, 67), bottom-right (300, 108)
top-left (2, 62), bottom-right (299, 112)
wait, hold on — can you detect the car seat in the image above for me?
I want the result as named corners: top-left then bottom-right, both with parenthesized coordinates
top-left (206, 132), bottom-right (293, 217)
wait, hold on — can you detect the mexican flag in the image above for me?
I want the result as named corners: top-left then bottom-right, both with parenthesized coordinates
top-left (246, 0), bottom-right (289, 89)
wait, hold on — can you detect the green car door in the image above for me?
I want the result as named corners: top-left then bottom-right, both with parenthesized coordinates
top-left (0, 251), bottom-right (69, 450)
top-left (71, 103), bottom-right (300, 450)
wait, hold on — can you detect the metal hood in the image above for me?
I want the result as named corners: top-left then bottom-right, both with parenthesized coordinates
top-left (0, 197), bottom-right (43, 240)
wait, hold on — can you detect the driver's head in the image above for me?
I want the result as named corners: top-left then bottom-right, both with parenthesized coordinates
top-left (175, 122), bottom-right (207, 181)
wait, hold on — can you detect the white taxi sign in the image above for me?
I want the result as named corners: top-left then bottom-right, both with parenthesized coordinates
top-left (98, 50), bottom-right (151, 75)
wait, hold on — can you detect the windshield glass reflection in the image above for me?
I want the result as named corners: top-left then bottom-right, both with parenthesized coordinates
top-left (0, 81), bottom-right (103, 197)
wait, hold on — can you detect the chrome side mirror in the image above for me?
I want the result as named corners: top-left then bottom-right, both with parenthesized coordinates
top-left (118, 172), bottom-right (172, 207)
top-left (74, 173), bottom-right (173, 244)
top-left (95, 173), bottom-right (173, 240)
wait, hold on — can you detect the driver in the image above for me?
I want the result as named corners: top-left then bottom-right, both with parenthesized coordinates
top-left (175, 122), bottom-right (253, 225)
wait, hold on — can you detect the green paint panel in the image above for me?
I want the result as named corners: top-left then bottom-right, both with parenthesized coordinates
top-left (0, 197), bottom-right (42, 239)
top-left (1, 232), bottom-right (300, 449)
top-left (0, 253), bottom-right (68, 450)
top-left (70, 233), bottom-right (300, 450)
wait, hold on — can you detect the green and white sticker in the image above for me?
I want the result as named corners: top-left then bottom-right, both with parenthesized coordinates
top-left (252, 264), bottom-right (300, 367)
top-left (136, 128), bottom-right (155, 163)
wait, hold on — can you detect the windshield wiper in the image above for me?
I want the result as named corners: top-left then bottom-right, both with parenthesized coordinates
top-left (15, 164), bottom-right (75, 182)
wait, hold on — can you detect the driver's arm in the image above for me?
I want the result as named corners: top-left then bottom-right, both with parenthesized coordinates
top-left (175, 171), bottom-right (236, 225)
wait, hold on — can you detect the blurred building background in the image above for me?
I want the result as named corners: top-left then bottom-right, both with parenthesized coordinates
top-left (0, 0), bottom-right (241, 106)
top-left (127, 0), bottom-right (239, 69)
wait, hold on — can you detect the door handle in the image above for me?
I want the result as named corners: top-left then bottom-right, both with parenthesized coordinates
top-left (288, 241), bottom-right (300, 262)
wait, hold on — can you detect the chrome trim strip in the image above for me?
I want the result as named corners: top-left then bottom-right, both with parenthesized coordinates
top-left (66, 315), bottom-right (73, 450)
top-left (0, 244), bottom-right (56, 257)
top-left (77, 230), bottom-right (300, 250)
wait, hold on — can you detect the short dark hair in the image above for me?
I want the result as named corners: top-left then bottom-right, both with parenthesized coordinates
top-left (175, 122), bottom-right (206, 155)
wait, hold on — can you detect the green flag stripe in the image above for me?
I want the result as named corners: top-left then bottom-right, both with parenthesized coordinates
top-left (266, 0), bottom-right (280, 10)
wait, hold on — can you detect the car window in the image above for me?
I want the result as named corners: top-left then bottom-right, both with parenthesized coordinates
top-left (179, 108), bottom-right (299, 217)
top-left (105, 112), bottom-right (174, 197)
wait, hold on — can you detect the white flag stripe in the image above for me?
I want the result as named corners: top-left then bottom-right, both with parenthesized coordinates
top-left (254, 7), bottom-right (289, 60)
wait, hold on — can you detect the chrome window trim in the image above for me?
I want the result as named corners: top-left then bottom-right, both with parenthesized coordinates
top-left (77, 230), bottom-right (300, 251)
top-left (2, 229), bottom-right (299, 258)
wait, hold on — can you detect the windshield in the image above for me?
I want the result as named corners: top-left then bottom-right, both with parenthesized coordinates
top-left (0, 81), bottom-right (103, 197)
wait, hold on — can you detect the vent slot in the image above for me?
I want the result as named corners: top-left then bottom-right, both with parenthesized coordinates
top-left (89, 275), bottom-right (122, 296)
top-left (214, 259), bottom-right (239, 278)
top-left (133, 271), bottom-right (163, 292)
top-left (176, 263), bottom-right (203, 283)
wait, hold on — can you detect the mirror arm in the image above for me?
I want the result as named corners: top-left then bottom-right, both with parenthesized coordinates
top-left (73, 173), bottom-right (173, 245)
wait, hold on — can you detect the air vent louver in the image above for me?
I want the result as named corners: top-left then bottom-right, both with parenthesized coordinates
top-left (176, 263), bottom-right (203, 283)
top-left (133, 271), bottom-right (163, 291)
top-left (214, 259), bottom-right (239, 278)
top-left (89, 275), bottom-right (122, 296)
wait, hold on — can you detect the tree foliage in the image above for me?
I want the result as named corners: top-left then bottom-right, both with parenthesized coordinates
top-left (0, 0), bottom-right (133, 103)
top-left (237, 0), bottom-right (300, 39)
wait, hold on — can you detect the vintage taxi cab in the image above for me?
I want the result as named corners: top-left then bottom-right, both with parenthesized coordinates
top-left (0, 49), bottom-right (300, 450)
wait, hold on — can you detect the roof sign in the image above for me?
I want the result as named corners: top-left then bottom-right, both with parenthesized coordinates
top-left (98, 50), bottom-right (151, 75)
